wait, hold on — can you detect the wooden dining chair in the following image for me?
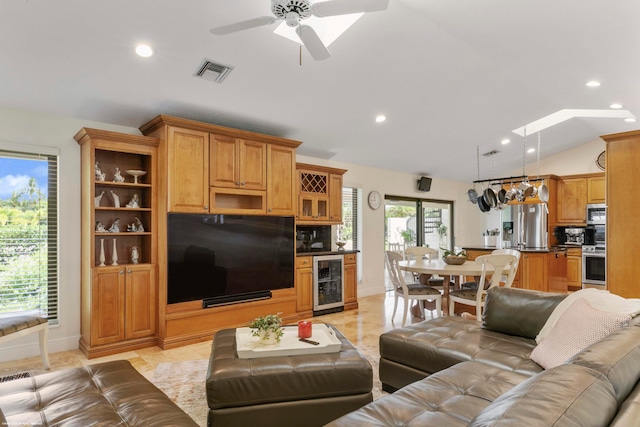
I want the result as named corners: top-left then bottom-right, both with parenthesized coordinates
top-left (403, 246), bottom-right (446, 289)
top-left (386, 251), bottom-right (442, 326)
top-left (461, 249), bottom-right (521, 289)
top-left (448, 254), bottom-right (517, 320)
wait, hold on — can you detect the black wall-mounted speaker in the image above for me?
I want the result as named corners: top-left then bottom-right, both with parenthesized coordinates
top-left (417, 176), bottom-right (432, 192)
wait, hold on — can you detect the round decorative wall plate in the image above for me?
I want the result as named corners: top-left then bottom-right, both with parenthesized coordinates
top-left (368, 191), bottom-right (382, 210)
top-left (596, 151), bottom-right (605, 171)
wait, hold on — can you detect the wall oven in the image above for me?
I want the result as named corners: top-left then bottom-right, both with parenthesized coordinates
top-left (586, 203), bottom-right (606, 225)
top-left (313, 255), bottom-right (344, 315)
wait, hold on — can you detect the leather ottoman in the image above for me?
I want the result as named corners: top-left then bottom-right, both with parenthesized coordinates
top-left (206, 325), bottom-right (373, 427)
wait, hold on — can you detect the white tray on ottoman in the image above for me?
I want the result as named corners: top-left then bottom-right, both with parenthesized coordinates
top-left (236, 323), bottom-right (342, 359)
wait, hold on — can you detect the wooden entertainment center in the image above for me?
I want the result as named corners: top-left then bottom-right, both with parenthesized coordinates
top-left (76, 115), bottom-right (351, 358)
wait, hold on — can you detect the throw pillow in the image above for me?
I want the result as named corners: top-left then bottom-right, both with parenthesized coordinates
top-left (530, 298), bottom-right (631, 369)
top-left (536, 288), bottom-right (640, 344)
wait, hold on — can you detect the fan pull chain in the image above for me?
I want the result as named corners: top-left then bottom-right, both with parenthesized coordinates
top-left (522, 126), bottom-right (527, 177)
top-left (476, 145), bottom-right (480, 181)
top-left (300, 45), bottom-right (302, 66)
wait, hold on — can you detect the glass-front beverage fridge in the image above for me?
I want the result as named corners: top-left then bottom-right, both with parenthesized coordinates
top-left (313, 255), bottom-right (344, 315)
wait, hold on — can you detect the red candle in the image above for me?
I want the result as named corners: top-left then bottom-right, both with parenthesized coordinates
top-left (298, 320), bottom-right (312, 338)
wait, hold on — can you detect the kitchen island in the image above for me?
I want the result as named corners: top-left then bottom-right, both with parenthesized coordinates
top-left (462, 246), bottom-right (567, 293)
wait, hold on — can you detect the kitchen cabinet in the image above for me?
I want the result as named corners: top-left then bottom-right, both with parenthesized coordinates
top-left (296, 163), bottom-right (347, 225)
top-left (601, 130), bottom-right (640, 298)
top-left (566, 247), bottom-right (582, 291)
top-left (210, 134), bottom-right (266, 190)
top-left (296, 256), bottom-right (313, 313)
top-left (587, 175), bottom-right (606, 204)
top-left (91, 265), bottom-right (156, 346)
top-left (556, 177), bottom-right (587, 224)
top-left (167, 126), bottom-right (210, 213)
top-left (344, 253), bottom-right (358, 309)
top-left (329, 173), bottom-right (344, 222)
top-left (75, 128), bottom-right (159, 358)
top-left (521, 252), bottom-right (548, 292)
top-left (267, 144), bottom-right (297, 215)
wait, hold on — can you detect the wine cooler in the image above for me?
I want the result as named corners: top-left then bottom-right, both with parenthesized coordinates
top-left (313, 255), bottom-right (344, 315)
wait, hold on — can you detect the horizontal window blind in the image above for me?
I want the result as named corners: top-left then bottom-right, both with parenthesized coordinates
top-left (0, 150), bottom-right (58, 323)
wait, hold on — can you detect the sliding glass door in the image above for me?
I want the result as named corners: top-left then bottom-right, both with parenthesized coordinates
top-left (384, 196), bottom-right (454, 253)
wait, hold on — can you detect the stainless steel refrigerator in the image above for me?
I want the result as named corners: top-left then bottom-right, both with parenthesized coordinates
top-left (501, 203), bottom-right (548, 250)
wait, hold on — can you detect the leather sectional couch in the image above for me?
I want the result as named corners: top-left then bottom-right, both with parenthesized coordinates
top-left (327, 287), bottom-right (640, 426)
top-left (0, 360), bottom-right (198, 426)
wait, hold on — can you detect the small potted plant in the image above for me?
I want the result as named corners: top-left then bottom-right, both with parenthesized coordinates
top-left (248, 313), bottom-right (284, 345)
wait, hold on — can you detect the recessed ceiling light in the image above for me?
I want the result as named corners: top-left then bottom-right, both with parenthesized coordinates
top-left (527, 148), bottom-right (535, 154)
top-left (610, 103), bottom-right (623, 109)
top-left (135, 44), bottom-right (154, 58)
top-left (375, 115), bottom-right (386, 123)
top-left (625, 117), bottom-right (636, 122)
top-left (586, 81), bottom-right (601, 87)
top-left (501, 139), bottom-right (510, 145)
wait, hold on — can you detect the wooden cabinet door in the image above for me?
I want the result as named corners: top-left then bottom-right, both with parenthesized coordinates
top-left (168, 127), bottom-right (209, 212)
top-left (298, 195), bottom-right (329, 221)
top-left (239, 139), bottom-right (267, 190)
top-left (587, 176), bottom-right (605, 204)
top-left (329, 173), bottom-right (343, 223)
top-left (344, 254), bottom-right (357, 304)
top-left (267, 145), bottom-right (296, 215)
top-left (125, 265), bottom-right (156, 339)
top-left (557, 178), bottom-right (587, 224)
top-left (210, 134), bottom-right (238, 188)
top-left (522, 253), bottom-right (548, 291)
top-left (91, 267), bottom-right (125, 346)
top-left (566, 248), bottom-right (582, 289)
top-left (296, 257), bottom-right (313, 312)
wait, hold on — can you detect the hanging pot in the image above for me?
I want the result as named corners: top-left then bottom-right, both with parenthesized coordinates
top-left (505, 183), bottom-right (517, 201)
top-left (497, 187), bottom-right (507, 204)
top-left (538, 181), bottom-right (549, 202)
top-left (477, 195), bottom-right (491, 212)
top-left (483, 187), bottom-right (497, 208)
top-left (467, 187), bottom-right (479, 204)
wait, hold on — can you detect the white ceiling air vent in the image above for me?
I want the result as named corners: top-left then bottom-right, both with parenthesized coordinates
top-left (195, 59), bottom-right (232, 83)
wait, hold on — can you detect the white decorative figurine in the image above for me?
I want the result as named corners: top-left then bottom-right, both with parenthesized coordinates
top-left (127, 217), bottom-right (144, 232)
top-left (131, 246), bottom-right (140, 264)
top-left (95, 221), bottom-right (107, 232)
top-left (95, 161), bottom-right (106, 181)
top-left (94, 190), bottom-right (105, 207)
top-left (126, 193), bottom-right (140, 208)
top-left (110, 190), bottom-right (120, 208)
top-left (108, 218), bottom-right (120, 233)
top-left (113, 166), bottom-right (125, 183)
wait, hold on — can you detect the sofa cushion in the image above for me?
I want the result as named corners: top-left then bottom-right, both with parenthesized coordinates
top-left (609, 383), bottom-right (640, 427)
top-left (379, 316), bottom-right (543, 391)
top-left (468, 364), bottom-right (618, 427)
top-left (536, 288), bottom-right (640, 343)
top-left (567, 324), bottom-right (640, 403)
top-left (530, 298), bottom-right (631, 369)
top-left (0, 360), bottom-right (198, 426)
top-left (327, 361), bottom-right (530, 427)
top-left (482, 287), bottom-right (566, 339)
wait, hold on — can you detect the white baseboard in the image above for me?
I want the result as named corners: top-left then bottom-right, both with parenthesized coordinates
top-left (0, 335), bottom-right (80, 364)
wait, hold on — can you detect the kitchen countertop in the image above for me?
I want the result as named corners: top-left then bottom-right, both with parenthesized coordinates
top-left (462, 246), bottom-right (565, 253)
top-left (296, 250), bottom-right (359, 257)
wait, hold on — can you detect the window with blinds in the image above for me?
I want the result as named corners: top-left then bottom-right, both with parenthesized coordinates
top-left (342, 187), bottom-right (362, 281)
top-left (0, 149), bottom-right (58, 323)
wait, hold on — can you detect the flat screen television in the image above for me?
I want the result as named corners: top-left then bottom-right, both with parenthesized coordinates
top-left (167, 214), bottom-right (294, 306)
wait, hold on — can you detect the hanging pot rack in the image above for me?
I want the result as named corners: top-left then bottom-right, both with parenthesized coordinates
top-left (472, 175), bottom-right (546, 185)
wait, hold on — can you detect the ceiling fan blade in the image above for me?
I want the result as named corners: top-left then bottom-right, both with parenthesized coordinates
top-left (296, 25), bottom-right (331, 61)
top-left (210, 16), bottom-right (277, 35)
top-left (311, 0), bottom-right (389, 17)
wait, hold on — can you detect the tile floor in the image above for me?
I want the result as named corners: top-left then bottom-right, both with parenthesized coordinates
top-left (0, 291), bottom-right (440, 379)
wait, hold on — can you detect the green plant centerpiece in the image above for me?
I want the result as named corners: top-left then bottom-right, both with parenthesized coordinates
top-left (441, 249), bottom-right (467, 265)
top-left (248, 313), bottom-right (284, 345)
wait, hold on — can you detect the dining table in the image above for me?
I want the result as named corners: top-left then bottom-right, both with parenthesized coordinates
top-left (398, 258), bottom-right (509, 304)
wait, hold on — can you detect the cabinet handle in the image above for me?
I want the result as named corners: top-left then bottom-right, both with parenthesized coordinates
top-left (204, 206), bottom-right (209, 210)
top-left (235, 181), bottom-right (240, 186)
top-left (119, 270), bottom-right (125, 275)
top-left (240, 182), bottom-right (246, 186)
top-left (127, 269), bottom-right (133, 273)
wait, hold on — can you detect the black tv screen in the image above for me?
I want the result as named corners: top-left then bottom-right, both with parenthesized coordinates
top-left (167, 214), bottom-right (294, 305)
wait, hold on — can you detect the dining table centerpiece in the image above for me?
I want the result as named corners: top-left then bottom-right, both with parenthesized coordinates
top-left (442, 249), bottom-right (467, 265)
top-left (248, 313), bottom-right (284, 345)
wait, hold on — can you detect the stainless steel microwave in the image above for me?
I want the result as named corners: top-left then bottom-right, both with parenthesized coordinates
top-left (586, 204), bottom-right (606, 225)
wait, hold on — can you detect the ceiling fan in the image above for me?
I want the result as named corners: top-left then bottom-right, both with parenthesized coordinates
top-left (210, 0), bottom-right (389, 61)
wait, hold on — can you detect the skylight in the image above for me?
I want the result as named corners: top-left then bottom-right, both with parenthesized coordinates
top-left (273, 13), bottom-right (363, 46)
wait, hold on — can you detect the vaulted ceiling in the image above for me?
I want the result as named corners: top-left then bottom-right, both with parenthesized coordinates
top-left (1, 0), bottom-right (638, 182)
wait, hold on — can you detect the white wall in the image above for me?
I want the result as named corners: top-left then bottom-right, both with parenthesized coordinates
top-left (0, 106), bottom-right (607, 361)
top-left (0, 107), bottom-right (141, 362)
